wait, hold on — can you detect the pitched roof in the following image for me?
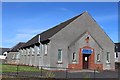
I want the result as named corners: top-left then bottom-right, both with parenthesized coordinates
top-left (40, 13), bottom-right (84, 42)
top-left (24, 34), bottom-right (39, 47)
top-left (23, 12), bottom-right (85, 48)
top-left (9, 42), bottom-right (26, 52)
top-left (0, 48), bottom-right (10, 55)
top-left (115, 42), bottom-right (120, 52)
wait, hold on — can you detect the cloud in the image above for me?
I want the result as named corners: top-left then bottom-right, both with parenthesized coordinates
top-left (3, 28), bottom-right (46, 47)
top-left (17, 28), bottom-right (46, 34)
top-left (94, 14), bottom-right (118, 22)
top-left (59, 8), bottom-right (69, 12)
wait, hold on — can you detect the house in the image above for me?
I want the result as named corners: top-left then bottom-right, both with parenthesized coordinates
top-left (115, 43), bottom-right (120, 62)
top-left (0, 48), bottom-right (10, 60)
top-left (114, 42), bottom-right (120, 69)
top-left (7, 42), bottom-right (25, 64)
top-left (19, 11), bottom-right (115, 70)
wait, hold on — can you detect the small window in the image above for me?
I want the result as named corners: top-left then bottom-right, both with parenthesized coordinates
top-left (44, 44), bottom-right (48, 55)
top-left (39, 45), bottom-right (41, 54)
top-left (31, 48), bottom-right (34, 56)
top-left (37, 46), bottom-right (40, 56)
top-left (116, 52), bottom-right (118, 58)
top-left (107, 52), bottom-right (110, 63)
top-left (12, 54), bottom-right (15, 59)
top-left (72, 52), bottom-right (76, 61)
top-left (23, 49), bottom-right (26, 56)
top-left (97, 54), bottom-right (100, 61)
top-left (27, 48), bottom-right (30, 55)
top-left (58, 49), bottom-right (62, 63)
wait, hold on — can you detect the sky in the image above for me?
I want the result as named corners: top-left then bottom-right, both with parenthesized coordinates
top-left (1, 2), bottom-right (118, 48)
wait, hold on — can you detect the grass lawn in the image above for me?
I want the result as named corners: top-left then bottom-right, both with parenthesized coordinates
top-left (0, 64), bottom-right (40, 72)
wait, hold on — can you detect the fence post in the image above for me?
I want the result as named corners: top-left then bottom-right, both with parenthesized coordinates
top-left (16, 64), bottom-right (19, 77)
top-left (94, 69), bottom-right (95, 80)
top-left (66, 68), bottom-right (67, 79)
top-left (41, 66), bottom-right (42, 77)
top-left (118, 64), bottom-right (120, 80)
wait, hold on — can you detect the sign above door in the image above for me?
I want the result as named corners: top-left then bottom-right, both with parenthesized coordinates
top-left (82, 48), bottom-right (93, 54)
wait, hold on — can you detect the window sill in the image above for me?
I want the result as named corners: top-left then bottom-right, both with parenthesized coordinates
top-left (37, 54), bottom-right (40, 56)
top-left (57, 61), bottom-right (63, 64)
top-left (97, 60), bottom-right (101, 62)
top-left (72, 60), bottom-right (77, 63)
top-left (106, 61), bottom-right (111, 64)
top-left (44, 54), bottom-right (47, 56)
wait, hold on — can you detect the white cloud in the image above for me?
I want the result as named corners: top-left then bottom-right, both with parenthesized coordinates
top-left (17, 28), bottom-right (46, 34)
top-left (94, 14), bottom-right (118, 22)
top-left (3, 28), bottom-right (47, 47)
top-left (60, 8), bottom-right (69, 12)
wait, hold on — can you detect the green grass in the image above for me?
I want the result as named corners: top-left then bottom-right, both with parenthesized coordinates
top-left (0, 64), bottom-right (40, 72)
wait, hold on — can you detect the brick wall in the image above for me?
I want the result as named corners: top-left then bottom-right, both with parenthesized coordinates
top-left (68, 47), bottom-right (103, 70)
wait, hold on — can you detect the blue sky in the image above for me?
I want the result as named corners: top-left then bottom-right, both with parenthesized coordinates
top-left (2, 2), bottom-right (118, 48)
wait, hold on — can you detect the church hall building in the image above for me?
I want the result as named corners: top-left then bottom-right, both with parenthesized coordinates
top-left (19, 11), bottom-right (115, 70)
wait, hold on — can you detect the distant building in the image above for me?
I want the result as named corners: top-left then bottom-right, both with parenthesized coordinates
top-left (18, 12), bottom-right (115, 70)
top-left (115, 43), bottom-right (120, 62)
top-left (7, 42), bottom-right (25, 64)
top-left (0, 48), bottom-right (10, 60)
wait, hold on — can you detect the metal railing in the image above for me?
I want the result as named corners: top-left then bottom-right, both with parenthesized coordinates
top-left (2, 63), bottom-right (120, 79)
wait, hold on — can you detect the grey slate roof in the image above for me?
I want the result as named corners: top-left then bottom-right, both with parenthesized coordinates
top-left (0, 48), bottom-right (10, 55)
top-left (24, 34), bottom-right (39, 47)
top-left (40, 13), bottom-right (83, 42)
top-left (115, 43), bottom-right (120, 52)
top-left (23, 12), bottom-right (85, 48)
top-left (9, 42), bottom-right (26, 52)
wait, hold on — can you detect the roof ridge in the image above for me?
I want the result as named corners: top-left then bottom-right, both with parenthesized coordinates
top-left (40, 11), bottom-right (86, 42)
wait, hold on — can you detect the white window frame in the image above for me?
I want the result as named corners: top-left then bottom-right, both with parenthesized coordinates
top-left (31, 47), bottom-right (34, 55)
top-left (115, 52), bottom-right (119, 58)
top-left (37, 46), bottom-right (40, 54)
top-left (23, 49), bottom-right (26, 56)
top-left (44, 44), bottom-right (48, 55)
top-left (72, 52), bottom-right (76, 61)
top-left (21, 49), bottom-right (23, 56)
top-left (97, 54), bottom-right (100, 62)
top-left (36, 46), bottom-right (40, 56)
top-left (106, 52), bottom-right (110, 63)
top-left (58, 49), bottom-right (62, 63)
top-left (27, 48), bottom-right (30, 55)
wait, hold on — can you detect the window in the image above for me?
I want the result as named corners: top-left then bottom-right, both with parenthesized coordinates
top-left (39, 45), bottom-right (41, 54)
top-left (44, 44), bottom-right (48, 55)
top-left (116, 52), bottom-right (118, 58)
top-left (97, 54), bottom-right (100, 61)
top-left (12, 54), bottom-right (15, 59)
top-left (23, 49), bottom-right (26, 56)
top-left (58, 49), bottom-right (62, 63)
top-left (27, 48), bottom-right (30, 55)
top-left (37, 46), bottom-right (40, 56)
top-left (21, 50), bottom-right (23, 56)
top-left (106, 52), bottom-right (110, 63)
top-left (72, 52), bottom-right (76, 61)
top-left (31, 48), bottom-right (34, 56)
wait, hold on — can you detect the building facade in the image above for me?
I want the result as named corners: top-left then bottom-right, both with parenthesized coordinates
top-left (7, 42), bottom-right (25, 64)
top-left (19, 12), bottom-right (115, 70)
top-left (0, 48), bottom-right (10, 60)
top-left (115, 43), bottom-right (120, 62)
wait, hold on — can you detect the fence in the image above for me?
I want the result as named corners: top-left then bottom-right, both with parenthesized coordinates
top-left (2, 63), bottom-right (120, 79)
